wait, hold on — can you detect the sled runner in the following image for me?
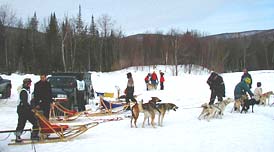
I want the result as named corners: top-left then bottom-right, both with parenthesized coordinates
top-left (50, 102), bottom-right (82, 122)
top-left (9, 109), bottom-right (99, 145)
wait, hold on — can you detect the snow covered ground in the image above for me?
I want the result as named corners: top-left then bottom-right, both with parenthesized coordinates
top-left (0, 65), bottom-right (274, 152)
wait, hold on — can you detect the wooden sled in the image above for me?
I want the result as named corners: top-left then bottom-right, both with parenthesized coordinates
top-left (50, 102), bottom-right (82, 122)
top-left (84, 96), bottom-right (129, 117)
top-left (100, 96), bottom-right (127, 113)
top-left (9, 109), bottom-right (99, 145)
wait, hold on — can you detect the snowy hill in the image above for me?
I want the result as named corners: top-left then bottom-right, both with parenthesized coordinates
top-left (0, 65), bottom-right (274, 152)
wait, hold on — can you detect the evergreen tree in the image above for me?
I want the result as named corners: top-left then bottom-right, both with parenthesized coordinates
top-left (46, 13), bottom-right (60, 72)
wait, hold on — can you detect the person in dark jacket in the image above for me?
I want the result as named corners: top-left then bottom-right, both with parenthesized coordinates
top-left (76, 75), bottom-right (86, 112)
top-left (207, 72), bottom-right (225, 105)
top-left (125, 72), bottom-right (137, 107)
top-left (241, 68), bottom-right (252, 89)
top-left (15, 78), bottom-right (39, 142)
top-left (234, 77), bottom-right (254, 100)
top-left (33, 73), bottom-right (53, 120)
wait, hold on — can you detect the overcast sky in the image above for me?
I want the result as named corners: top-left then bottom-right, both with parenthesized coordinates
top-left (1, 0), bottom-right (274, 36)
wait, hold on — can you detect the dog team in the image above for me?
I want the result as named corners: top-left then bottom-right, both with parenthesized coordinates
top-left (199, 68), bottom-right (273, 121)
top-left (126, 68), bottom-right (274, 127)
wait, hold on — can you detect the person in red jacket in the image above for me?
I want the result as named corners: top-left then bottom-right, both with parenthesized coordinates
top-left (150, 71), bottom-right (158, 89)
top-left (160, 72), bottom-right (165, 90)
top-left (144, 73), bottom-right (151, 90)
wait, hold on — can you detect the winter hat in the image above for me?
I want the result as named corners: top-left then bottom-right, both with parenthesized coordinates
top-left (127, 72), bottom-right (132, 78)
top-left (244, 77), bottom-right (251, 84)
top-left (257, 82), bottom-right (261, 87)
top-left (23, 78), bottom-right (32, 86)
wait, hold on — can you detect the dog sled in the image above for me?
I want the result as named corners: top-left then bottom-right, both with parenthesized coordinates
top-left (50, 102), bottom-right (82, 122)
top-left (9, 109), bottom-right (99, 145)
top-left (84, 96), bottom-right (128, 117)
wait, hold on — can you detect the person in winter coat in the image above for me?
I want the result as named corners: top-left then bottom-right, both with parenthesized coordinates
top-left (15, 78), bottom-right (39, 142)
top-left (125, 72), bottom-right (137, 106)
top-left (144, 73), bottom-right (151, 90)
top-left (241, 68), bottom-right (252, 89)
top-left (234, 77), bottom-right (254, 100)
top-left (150, 71), bottom-right (158, 89)
top-left (76, 75), bottom-right (86, 112)
top-left (33, 73), bottom-right (53, 120)
top-left (254, 82), bottom-right (262, 104)
top-left (207, 72), bottom-right (225, 105)
top-left (160, 72), bottom-right (165, 90)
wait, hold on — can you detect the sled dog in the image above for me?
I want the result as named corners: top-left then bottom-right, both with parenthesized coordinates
top-left (198, 103), bottom-right (221, 121)
top-left (146, 83), bottom-right (156, 90)
top-left (232, 95), bottom-right (248, 113)
top-left (241, 98), bottom-right (257, 113)
top-left (213, 97), bottom-right (234, 118)
top-left (260, 91), bottom-right (274, 106)
top-left (130, 97), bottom-right (161, 128)
top-left (155, 103), bottom-right (178, 126)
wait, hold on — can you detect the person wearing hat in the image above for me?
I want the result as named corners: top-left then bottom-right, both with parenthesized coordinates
top-left (234, 77), bottom-right (254, 101)
top-left (254, 82), bottom-right (262, 104)
top-left (33, 73), bottom-right (53, 120)
top-left (125, 72), bottom-right (136, 109)
top-left (15, 78), bottom-right (39, 142)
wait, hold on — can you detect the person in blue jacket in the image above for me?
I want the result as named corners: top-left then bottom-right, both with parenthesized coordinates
top-left (234, 77), bottom-right (254, 100)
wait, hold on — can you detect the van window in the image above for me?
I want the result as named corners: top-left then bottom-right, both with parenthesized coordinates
top-left (48, 77), bottom-right (76, 88)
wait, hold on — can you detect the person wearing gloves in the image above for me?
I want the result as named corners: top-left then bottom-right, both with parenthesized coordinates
top-left (234, 77), bottom-right (254, 100)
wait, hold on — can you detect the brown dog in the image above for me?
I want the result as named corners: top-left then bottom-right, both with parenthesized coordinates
top-left (146, 83), bottom-right (155, 90)
top-left (231, 95), bottom-right (248, 113)
top-left (130, 97), bottom-right (161, 128)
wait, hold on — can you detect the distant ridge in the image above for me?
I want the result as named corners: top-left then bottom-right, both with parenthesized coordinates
top-left (126, 28), bottom-right (274, 40)
top-left (205, 29), bottom-right (274, 39)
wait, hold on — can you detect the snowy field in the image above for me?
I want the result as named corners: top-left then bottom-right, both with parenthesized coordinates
top-left (0, 65), bottom-right (274, 152)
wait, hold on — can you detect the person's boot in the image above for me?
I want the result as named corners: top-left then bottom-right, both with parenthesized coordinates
top-left (15, 131), bottom-right (22, 143)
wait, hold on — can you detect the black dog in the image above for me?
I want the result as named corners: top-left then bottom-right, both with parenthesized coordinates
top-left (241, 99), bottom-right (259, 113)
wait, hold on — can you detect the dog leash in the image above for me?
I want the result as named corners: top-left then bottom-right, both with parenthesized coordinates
top-left (181, 106), bottom-right (201, 109)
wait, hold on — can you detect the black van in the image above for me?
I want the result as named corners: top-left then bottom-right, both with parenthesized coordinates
top-left (47, 72), bottom-right (94, 111)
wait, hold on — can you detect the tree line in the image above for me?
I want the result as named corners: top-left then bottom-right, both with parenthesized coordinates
top-left (1, 4), bottom-right (274, 75)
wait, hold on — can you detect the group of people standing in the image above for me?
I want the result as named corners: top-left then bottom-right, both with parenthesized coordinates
top-left (15, 73), bottom-right (89, 142)
top-left (15, 73), bottom-right (53, 142)
top-left (207, 68), bottom-right (262, 106)
top-left (144, 71), bottom-right (165, 90)
top-left (124, 70), bottom-right (165, 109)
